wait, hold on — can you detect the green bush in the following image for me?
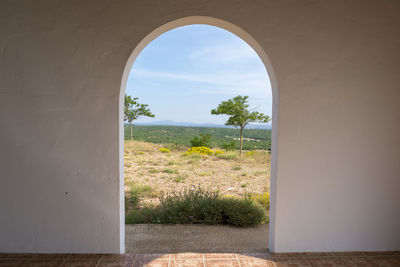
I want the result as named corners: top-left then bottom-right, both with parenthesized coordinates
top-left (190, 133), bottom-right (212, 148)
top-left (125, 192), bottom-right (140, 211)
top-left (222, 141), bottom-right (236, 151)
top-left (248, 192), bottom-right (270, 210)
top-left (125, 183), bottom-right (158, 212)
top-left (247, 192), bottom-right (270, 223)
top-left (125, 185), bottom-right (149, 211)
top-left (125, 186), bottom-right (266, 227)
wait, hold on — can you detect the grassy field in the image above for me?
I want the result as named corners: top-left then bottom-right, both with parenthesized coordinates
top-left (124, 140), bottom-right (270, 211)
top-left (124, 125), bottom-right (271, 151)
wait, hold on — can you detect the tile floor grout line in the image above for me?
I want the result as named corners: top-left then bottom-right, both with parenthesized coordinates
top-left (131, 253), bottom-right (137, 267)
top-left (365, 255), bottom-right (380, 266)
top-left (95, 257), bottom-right (101, 267)
top-left (94, 254), bottom-right (105, 267)
top-left (132, 254), bottom-right (138, 267)
top-left (235, 253), bottom-right (242, 267)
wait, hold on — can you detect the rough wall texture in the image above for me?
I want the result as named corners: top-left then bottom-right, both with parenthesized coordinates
top-left (0, 0), bottom-right (399, 253)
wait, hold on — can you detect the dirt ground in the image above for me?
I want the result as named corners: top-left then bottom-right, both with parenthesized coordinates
top-left (124, 140), bottom-right (270, 204)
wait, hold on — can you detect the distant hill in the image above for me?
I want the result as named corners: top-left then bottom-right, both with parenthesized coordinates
top-left (124, 124), bottom-right (271, 150)
top-left (134, 120), bottom-right (272, 130)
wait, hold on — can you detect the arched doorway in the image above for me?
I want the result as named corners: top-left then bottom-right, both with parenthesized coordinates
top-left (119, 16), bottom-right (279, 253)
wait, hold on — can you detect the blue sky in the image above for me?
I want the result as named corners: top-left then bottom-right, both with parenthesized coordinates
top-left (126, 25), bottom-right (272, 124)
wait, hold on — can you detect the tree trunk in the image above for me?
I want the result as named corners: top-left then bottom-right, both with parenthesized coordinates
top-left (239, 126), bottom-right (243, 155)
top-left (130, 122), bottom-right (133, 140)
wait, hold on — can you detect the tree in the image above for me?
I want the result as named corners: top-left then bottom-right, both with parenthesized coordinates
top-left (211, 95), bottom-right (270, 155)
top-left (124, 95), bottom-right (155, 140)
top-left (190, 133), bottom-right (212, 148)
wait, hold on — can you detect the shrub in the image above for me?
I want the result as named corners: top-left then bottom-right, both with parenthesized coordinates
top-left (148, 169), bottom-right (159, 173)
top-left (125, 183), bottom-right (154, 212)
top-left (190, 133), bottom-right (211, 148)
top-left (125, 192), bottom-right (139, 211)
top-left (186, 146), bottom-right (214, 156)
top-left (125, 186), bottom-right (266, 227)
top-left (247, 192), bottom-right (270, 223)
top-left (248, 192), bottom-right (270, 210)
top-left (232, 165), bottom-right (242, 170)
top-left (213, 150), bottom-right (224, 155)
top-left (222, 141), bottom-right (236, 151)
top-left (158, 147), bottom-right (170, 153)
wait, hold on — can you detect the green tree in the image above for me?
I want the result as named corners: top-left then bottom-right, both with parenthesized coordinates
top-left (124, 95), bottom-right (155, 140)
top-left (211, 95), bottom-right (270, 155)
top-left (190, 133), bottom-right (212, 148)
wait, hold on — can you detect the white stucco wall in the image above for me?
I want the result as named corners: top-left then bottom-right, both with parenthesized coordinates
top-left (0, 0), bottom-right (399, 253)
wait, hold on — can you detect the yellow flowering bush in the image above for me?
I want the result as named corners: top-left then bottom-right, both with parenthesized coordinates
top-left (158, 147), bottom-right (170, 153)
top-left (186, 146), bottom-right (214, 156)
top-left (214, 150), bottom-right (224, 155)
top-left (249, 192), bottom-right (270, 210)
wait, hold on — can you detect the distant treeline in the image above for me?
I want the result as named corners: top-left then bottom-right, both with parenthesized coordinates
top-left (124, 125), bottom-right (271, 151)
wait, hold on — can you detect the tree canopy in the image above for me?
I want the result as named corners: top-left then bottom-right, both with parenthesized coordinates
top-left (211, 95), bottom-right (270, 154)
top-left (124, 95), bottom-right (155, 140)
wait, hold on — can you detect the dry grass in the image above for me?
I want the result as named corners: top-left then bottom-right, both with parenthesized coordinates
top-left (124, 140), bottom-right (270, 206)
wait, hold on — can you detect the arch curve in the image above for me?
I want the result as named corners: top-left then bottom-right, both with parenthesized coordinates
top-left (119, 16), bottom-right (279, 253)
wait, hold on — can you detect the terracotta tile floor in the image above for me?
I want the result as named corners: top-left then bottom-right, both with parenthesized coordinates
top-left (0, 251), bottom-right (399, 267)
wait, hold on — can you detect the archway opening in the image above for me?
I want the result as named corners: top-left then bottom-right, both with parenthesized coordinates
top-left (119, 16), bottom-right (279, 254)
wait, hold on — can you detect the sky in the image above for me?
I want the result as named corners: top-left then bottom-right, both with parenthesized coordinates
top-left (126, 24), bottom-right (272, 124)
